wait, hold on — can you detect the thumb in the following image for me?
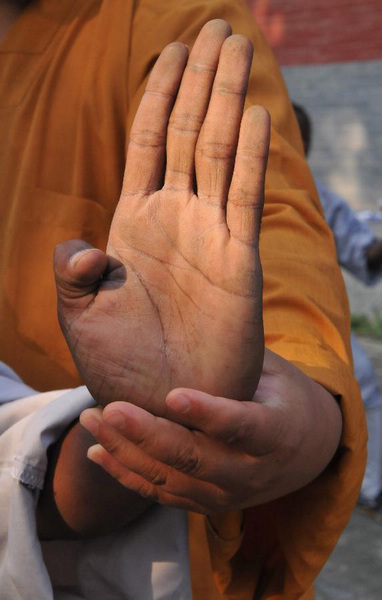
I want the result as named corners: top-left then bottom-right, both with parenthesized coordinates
top-left (54, 239), bottom-right (108, 305)
top-left (165, 387), bottom-right (280, 456)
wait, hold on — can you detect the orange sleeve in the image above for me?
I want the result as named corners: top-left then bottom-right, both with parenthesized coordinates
top-left (127, 1), bottom-right (366, 598)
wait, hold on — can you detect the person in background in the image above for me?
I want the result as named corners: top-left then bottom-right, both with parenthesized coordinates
top-left (294, 102), bottom-right (382, 517)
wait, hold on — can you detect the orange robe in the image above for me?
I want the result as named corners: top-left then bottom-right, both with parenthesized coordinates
top-left (0, 0), bottom-right (366, 598)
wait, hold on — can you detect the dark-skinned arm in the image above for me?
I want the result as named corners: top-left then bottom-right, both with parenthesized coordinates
top-left (36, 419), bottom-right (152, 539)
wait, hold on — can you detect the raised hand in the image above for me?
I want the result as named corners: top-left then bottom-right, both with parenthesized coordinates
top-left (79, 349), bottom-right (343, 513)
top-left (54, 20), bottom-right (270, 415)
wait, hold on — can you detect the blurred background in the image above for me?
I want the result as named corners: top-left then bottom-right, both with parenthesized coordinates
top-left (250, 0), bottom-right (381, 210)
top-left (247, 1), bottom-right (382, 598)
top-left (248, 0), bottom-right (382, 322)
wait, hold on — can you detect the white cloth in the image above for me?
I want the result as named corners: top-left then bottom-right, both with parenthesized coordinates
top-left (0, 384), bottom-right (192, 600)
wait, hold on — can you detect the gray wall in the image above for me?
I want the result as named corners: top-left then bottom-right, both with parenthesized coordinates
top-left (282, 61), bottom-right (382, 318)
top-left (283, 60), bottom-right (382, 212)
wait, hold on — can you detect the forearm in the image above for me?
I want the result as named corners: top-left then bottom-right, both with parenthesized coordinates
top-left (37, 418), bottom-right (152, 540)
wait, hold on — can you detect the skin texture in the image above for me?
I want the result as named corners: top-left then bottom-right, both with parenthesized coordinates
top-left (38, 20), bottom-right (342, 536)
top-left (37, 419), bottom-right (153, 539)
top-left (54, 21), bottom-right (268, 415)
top-left (80, 349), bottom-right (342, 514)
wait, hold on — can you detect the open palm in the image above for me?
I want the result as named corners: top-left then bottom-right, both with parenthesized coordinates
top-left (54, 20), bottom-right (270, 415)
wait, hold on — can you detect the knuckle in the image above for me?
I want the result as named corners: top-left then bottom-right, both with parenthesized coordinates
top-left (141, 462), bottom-right (168, 486)
top-left (209, 487), bottom-right (232, 512)
top-left (196, 140), bottom-right (235, 161)
top-left (218, 405), bottom-right (251, 449)
top-left (214, 85), bottom-right (244, 98)
top-left (168, 112), bottom-right (203, 135)
top-left (167, 444), bottom-right (201, 475)
top-left (222, 420), bottom-right (248, 448)
top-left (188, 62), bottom-right (215, 76)
top-left (131, 479), bottom-right (161, 502)
top-left (129, 128), bottom-right (165, 149)
top-left (229, 188), bottom-right (263, 207)
top-left (103, 435), bottom-right (125, 457)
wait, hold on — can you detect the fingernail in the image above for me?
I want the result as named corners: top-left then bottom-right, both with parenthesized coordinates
top-left (87, 444), bottom-right (101, 463)
top-left (81, 414), bottom-right (99, 436)
top-left (105, 410), bottom-right (126, 429)
top-left (69, 248), bottom-right (93, 268)
top-left (166, 394), bottom-right (191, 413)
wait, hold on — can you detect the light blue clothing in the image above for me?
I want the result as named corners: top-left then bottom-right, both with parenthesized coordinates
top-left (318, 181), bottom-right (382, 501)
top-left (362, 405), bottom-right (382, 503)
top-left (351, 335), bottom-right (382, 411)
top-left (0, 361), bottom-right (37, 403)
top-left (318, 181), bottom-right (382, 411)
top-left (0, 379), bottom-right (192, 600)
top-left (317, 182), bottom-right (382, 286)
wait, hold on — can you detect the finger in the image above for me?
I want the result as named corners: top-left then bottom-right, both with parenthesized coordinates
top-left (81, 406), bottom-right (231, 510)
top-left (227, 106), bottom-right (270, 244)
top-left (81, 406), bottom-right (205, 479)
top-left (195, 35), bottom-right (253, 206)
top-left (121, 42), bottom-right (189, 197)
top-left (87, 444), bottom-right (214, 513)
top-left (81, 407), bottom-right (175, 486)
top-left (164, 19), bottom-right (231, 191)
top-left (100, 403), bottom-right (225, 479)
top-left (54, 240), bottom-right (107, 314)
top-left (82, 403), bottom-right (242, 486)
top-left (166, 388), bottom-right (280, 455)
top-left (54, 240), bottom-right (126, 307)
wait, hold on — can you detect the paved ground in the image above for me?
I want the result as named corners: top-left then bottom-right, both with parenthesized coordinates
top-left (315, 337), bottom-right (382, 599)
top-left (316, 506), bottom-right (382, 600)
top-left (315, 269), bottom-right (382, 599)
